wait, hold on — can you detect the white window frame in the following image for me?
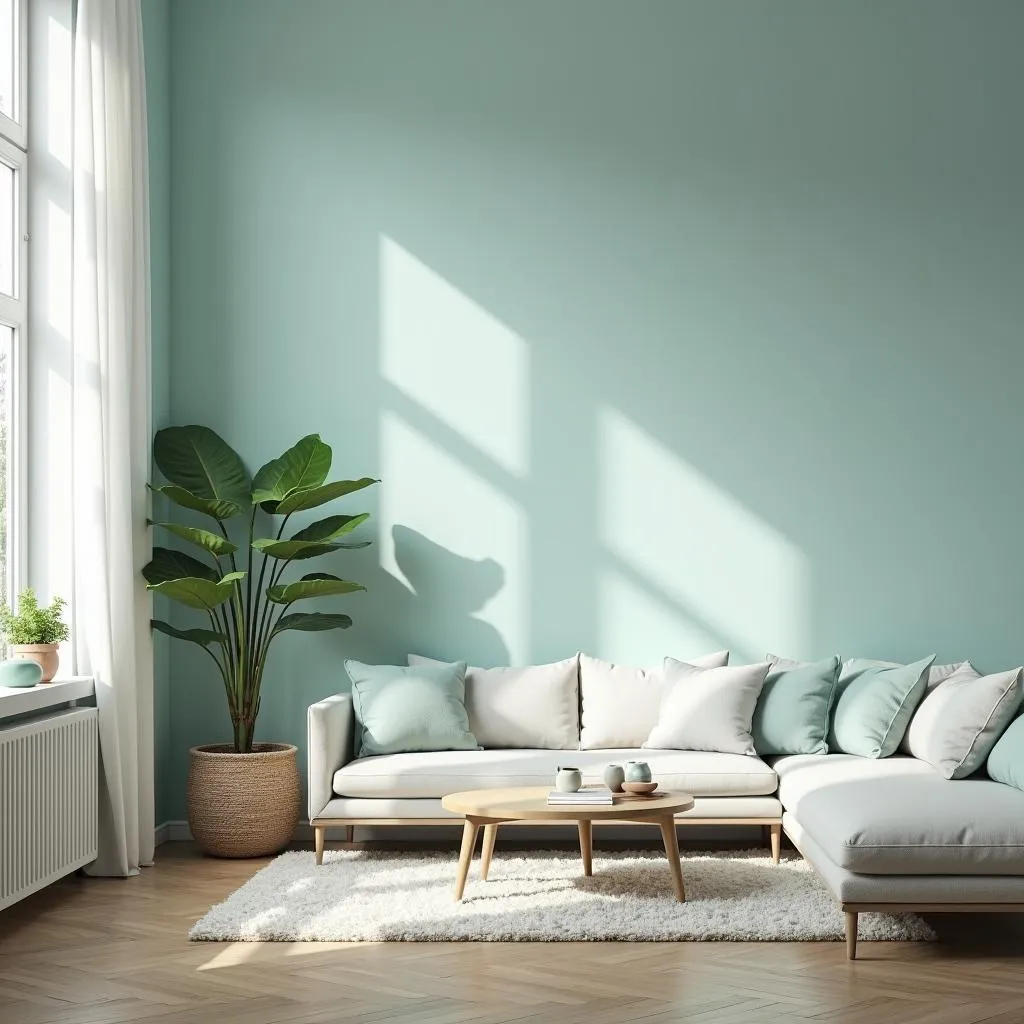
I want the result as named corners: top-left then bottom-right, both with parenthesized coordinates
top-left (0, 0), bottom-right (26, 150)
top-left (0, 0), bottom-right (27, 604)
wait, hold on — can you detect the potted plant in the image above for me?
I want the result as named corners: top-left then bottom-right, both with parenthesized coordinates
top-left (144, 426), bottom-right (376, 857)
top-left (0, 588), bottom-right (70, 682)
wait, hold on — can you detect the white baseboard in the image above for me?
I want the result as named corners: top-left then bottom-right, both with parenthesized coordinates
top-left (154, 819), bottom-right (758, 846)
top-left (154, 820), bottom-right (191, 845)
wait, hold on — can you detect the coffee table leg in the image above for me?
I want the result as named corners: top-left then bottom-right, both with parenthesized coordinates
top-left (658, 815), bottom-right (685, 902)
top-left (454, 819), bottom-right (480, 901)
top-left (578, 820), bottom-right (593, 877)
top-left (480, 823), bottom-right (498, 881)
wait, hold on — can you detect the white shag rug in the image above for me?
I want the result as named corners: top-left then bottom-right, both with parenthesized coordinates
top-left (190, 849), bottom-right (935, 943)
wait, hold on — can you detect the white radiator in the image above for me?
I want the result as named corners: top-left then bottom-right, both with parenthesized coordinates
top-left (1, 707), bottom-right (99, 910)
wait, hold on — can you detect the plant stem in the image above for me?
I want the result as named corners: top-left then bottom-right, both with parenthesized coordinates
top-left (244, 507), bottom-right (256, 685)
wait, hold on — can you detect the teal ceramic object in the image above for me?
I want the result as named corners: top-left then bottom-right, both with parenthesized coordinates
top-left (0, 659), bottom-right (43, 688)
top-left (625, 760), bottom-right (652, 783)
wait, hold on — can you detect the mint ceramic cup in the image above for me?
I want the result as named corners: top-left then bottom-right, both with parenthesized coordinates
top-left (624, 760), bottom-right (652, 783)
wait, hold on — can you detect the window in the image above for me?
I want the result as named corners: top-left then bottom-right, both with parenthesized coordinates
top-left (0, 0), bottom-right (25, 601)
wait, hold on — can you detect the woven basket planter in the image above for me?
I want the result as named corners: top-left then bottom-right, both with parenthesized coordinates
top-left (187, 743), bottom-right (300, 858)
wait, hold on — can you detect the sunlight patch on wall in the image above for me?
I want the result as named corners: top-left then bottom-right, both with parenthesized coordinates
top-left (46, 15), bottom-right (72, 169)
top-left (598, 408), bottom-right (810, 661)
top-left (46, 200), bottom-right (70, 336)
top-left (597, 565), bottom-right (727, 666)
top-left (379, 236), bottom-right (528, 477)
top-left (379, 410), bottom-right (527, 662)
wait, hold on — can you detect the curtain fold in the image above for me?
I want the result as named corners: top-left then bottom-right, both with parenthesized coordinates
top-left (72, 0), bottom-right (154, 877)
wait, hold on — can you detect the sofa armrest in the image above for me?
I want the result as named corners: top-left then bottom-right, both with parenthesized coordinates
top-left (307, 694), bottom-right (354, 821)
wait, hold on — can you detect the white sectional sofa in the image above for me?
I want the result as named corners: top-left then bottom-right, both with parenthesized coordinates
top-left (775, 753), bottom-right (1024, 957)
top-left (307, 659), bottom-right (1024, 958)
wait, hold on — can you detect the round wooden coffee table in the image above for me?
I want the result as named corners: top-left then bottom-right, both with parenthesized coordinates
top-left (441, 786), bottom-right (695, 902)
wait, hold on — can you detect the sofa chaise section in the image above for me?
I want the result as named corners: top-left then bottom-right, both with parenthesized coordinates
top-left (308, 694), bottom-right (783, 862)
top-left (774, 754), bottom-right (1024, 957)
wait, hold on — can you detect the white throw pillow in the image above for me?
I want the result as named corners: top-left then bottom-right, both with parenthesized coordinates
top-left (579, 650), bottom-right (729, 750)
top-left (644, 658), bottom-right (769, 755)
top-left (906, 666), bottom-right (1023, 779)
top-left (407, 654), bottom-right (579, 750)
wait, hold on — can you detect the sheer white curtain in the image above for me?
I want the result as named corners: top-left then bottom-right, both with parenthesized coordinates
top-left (73, 0), bottom-right (154, 877)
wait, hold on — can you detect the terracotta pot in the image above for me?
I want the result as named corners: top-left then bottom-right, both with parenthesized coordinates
top-left (10, 644), bottom-right (60, 683)
top-left (187, 743), bottom-right (300, 858)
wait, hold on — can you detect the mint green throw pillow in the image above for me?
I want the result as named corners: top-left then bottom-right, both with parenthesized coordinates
top-left (752, 656), bottom-right (840, 755)
top-left (829, 655), bottom-right (935, 758)
top-left (987, 715), bottom-right (1024, 792)
top-left (345, 659), bottom-right (479, 757)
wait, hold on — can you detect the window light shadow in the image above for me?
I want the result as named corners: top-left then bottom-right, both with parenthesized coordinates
top-left (379, 410), bottom-right (524, 662)
top-left (380, 235), bottom-right (528, 478)
top-left (599, 407), bottom-right (811, 661)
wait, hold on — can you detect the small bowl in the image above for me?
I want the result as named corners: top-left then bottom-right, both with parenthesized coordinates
top-left (622, 781), bottom-right (659, 795)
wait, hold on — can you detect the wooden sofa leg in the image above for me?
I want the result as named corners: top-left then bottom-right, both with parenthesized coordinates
top-left (845, 910), bottom-right (859, 960)
top-left (345, 825), bottom-right (354, 845)
top-left (314, 826), bottom-right (325, 866)
top-left (770, 823), bottom-right (781, 864)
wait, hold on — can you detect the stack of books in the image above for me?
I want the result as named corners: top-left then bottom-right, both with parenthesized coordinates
top-left (546, 787), bottom-right (614, 806)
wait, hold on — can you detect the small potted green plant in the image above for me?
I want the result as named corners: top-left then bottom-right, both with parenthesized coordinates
top-left (0, 588), bottom-right (70, 682)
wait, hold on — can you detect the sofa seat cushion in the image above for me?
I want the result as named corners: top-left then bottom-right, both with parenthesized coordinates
top-left (775, 754), bottom-right (1024, 875)
top-left (333, 747), bottom-right (778, 799)
top-left (773, 753), bottom-right (936, 810)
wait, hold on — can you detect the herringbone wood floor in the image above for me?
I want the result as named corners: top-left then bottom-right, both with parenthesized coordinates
top-left (2, 842), bottom-right (1024, 1024)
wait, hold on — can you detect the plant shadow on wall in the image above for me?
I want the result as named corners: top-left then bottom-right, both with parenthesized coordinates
top-left (142, 427), bottom-right (377, 857)
top-left (379, 525), bottom-right (509, 667)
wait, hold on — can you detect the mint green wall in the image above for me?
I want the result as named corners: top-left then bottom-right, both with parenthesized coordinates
top-left (165, 1), bottom-right (1024, 819)
top-left (142, 0), bottom-right (171, 824)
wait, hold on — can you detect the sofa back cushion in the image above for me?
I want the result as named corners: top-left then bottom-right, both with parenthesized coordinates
top-left (579, 650), bottom-right (728, 750)
top-left (987, 714), bottom-right (1024, 792)
top-left (752, 656), bottom-right (840, 756)
top-left (907, 666), bottom-right (1023, 779)
top-left (829, 656), bottom-right (935, 758)
top-left (345, 659), bottom-right (479, 757)
top-left (643, 658), bottom-right (769, 755)
top-left (408, 653), bottom-right (580, 749)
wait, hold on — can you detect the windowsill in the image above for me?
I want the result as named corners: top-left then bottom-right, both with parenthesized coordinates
top-left (0, 676), bottom-right (95, 721)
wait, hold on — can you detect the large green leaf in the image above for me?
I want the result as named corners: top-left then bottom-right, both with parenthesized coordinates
top-left (271, 612), bottom-right (352, 637)
top-left (251, 537), bottom-right (368, 560)
top-left (146, 571), bottom-right (245, 611)
top-left (150, 522), bottom-right (237, 557)
top-left (142, 547), bottom-right (218, 584)
top-left (148, 483), bottom-right (241, 521)
top-left (267, 573), bottom-right (366, 605)
top-left (252, 434), bottom-right (332, 507)
top-left (153, 426), bottom-right (250, 509)
top-left (271, 478), bottom-right (378, 516)
top-left (291, 513), bottom-right (370, 543)
top-left (151, 619), bottom-right (228, 647)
